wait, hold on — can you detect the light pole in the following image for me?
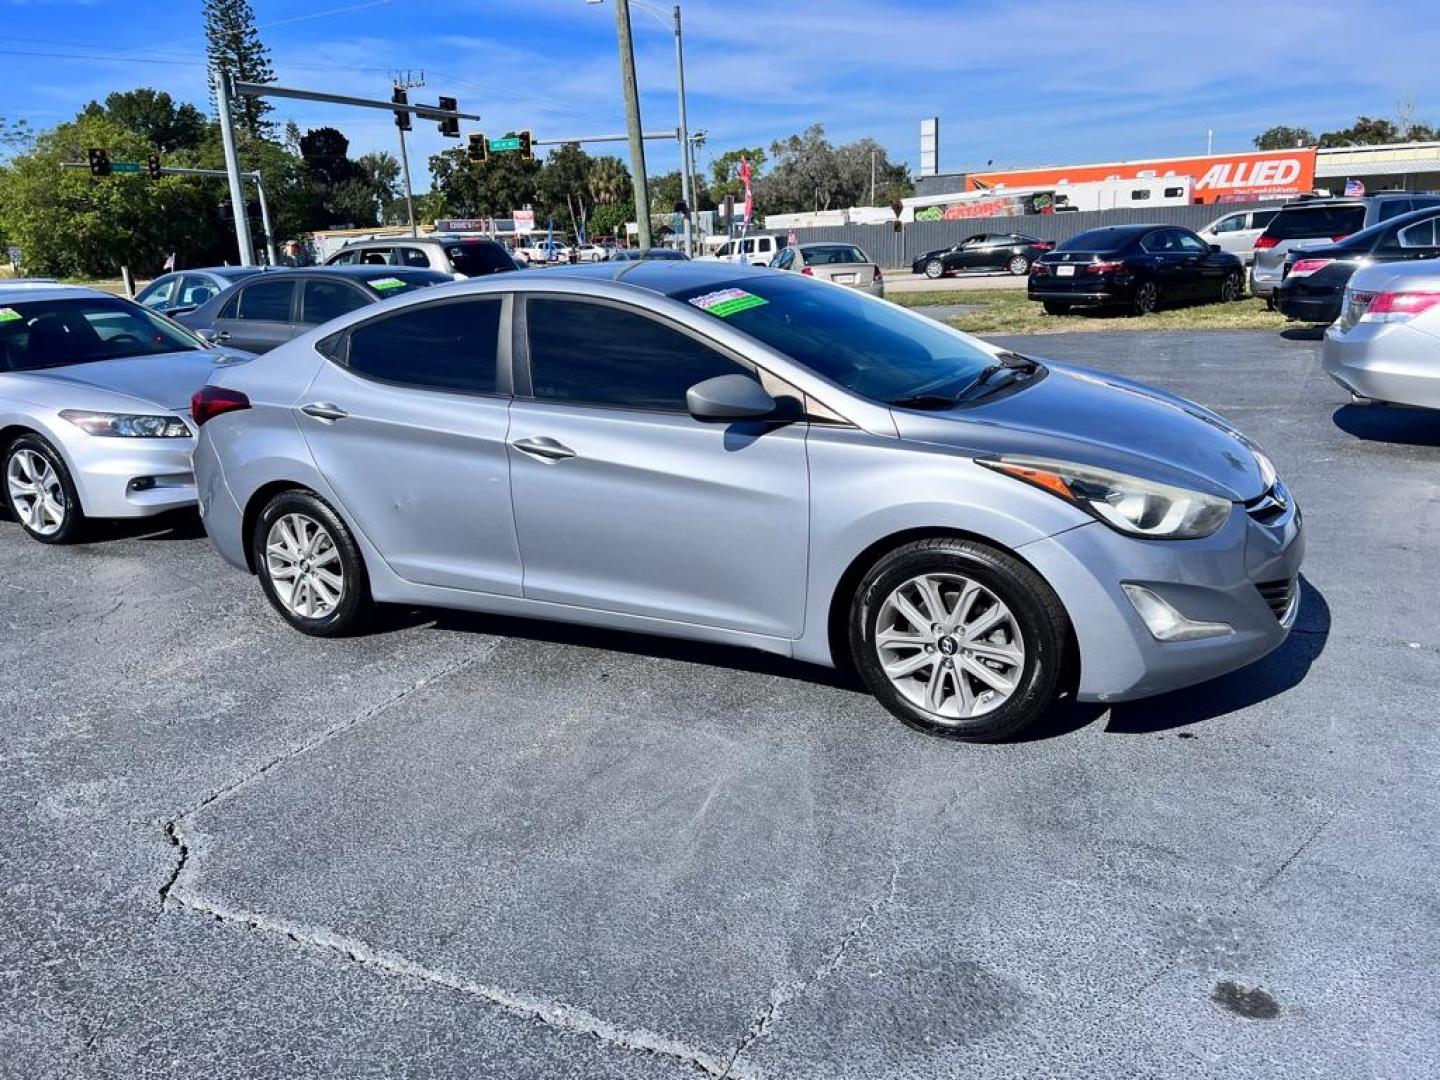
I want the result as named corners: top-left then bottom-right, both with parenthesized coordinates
top-left (588, 0), bottom-right (693, 253)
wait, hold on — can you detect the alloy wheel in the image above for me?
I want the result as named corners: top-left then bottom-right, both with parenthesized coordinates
top-left (1135, 282), bottom-right (1159, 315)
top-left (874, 572), bottom-right (1026, 723)
top-left (1008, 255), bottom-right (1029, 275)
top-left (265, 513), bottom-right (344, 619)
top-left (925, 259), bottom-right (944, 279)
top-left (6, 448), bottom-right (66, 537)
top-left (1222, 272), bottom-right (1243, 302)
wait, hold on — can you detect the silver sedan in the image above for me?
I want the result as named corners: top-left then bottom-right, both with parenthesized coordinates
top-left (192, 262), bottom-right (1302, 742)
top-left (1323, 258), bottom-right (1440, 409)
top-left (0, 284), bottom-right (244, 543)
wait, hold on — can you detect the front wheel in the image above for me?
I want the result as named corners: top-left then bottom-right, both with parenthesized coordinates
top-left (1007, 254), bottom-right (1030, 276)
top-left (1221, 270), bottom-right (1244, 302)
top-left (1132, 280), bottom-right (1160, 316)
top-left (848, 538), bottom-right (1070, 742)
top-left (3, 434), bottom-right (86, 544)
top-left (924, 259), bottom-right (945, 279)
top-left (252, 490), bottom-right (372, 637)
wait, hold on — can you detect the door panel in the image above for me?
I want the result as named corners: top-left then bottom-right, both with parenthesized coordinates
top-left (506, 401), bottom-right (810, 636)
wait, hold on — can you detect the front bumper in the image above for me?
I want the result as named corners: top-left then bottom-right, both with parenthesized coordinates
top-left (66, 433), bottom-right (197, 518)
top-left (1020, 495), bottom-right (1304, 703)
top-left (1323, 322), bottom-right (1440, 409)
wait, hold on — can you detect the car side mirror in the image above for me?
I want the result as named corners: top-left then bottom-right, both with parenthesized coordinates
top-left (195, 327), bottom-right (220, 344)
top-left (686, 373), bottom-right (776, 422)
top-left (1208, 243), bottom-right (1222, 253)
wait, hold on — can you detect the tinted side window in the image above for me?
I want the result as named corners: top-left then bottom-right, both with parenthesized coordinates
top-left (237, 280), bottom-right (294, 321)
top-left (1397, 218), bottom-right (1438, 248)
top-left (346, 299), bottom-right (501, 393)
top-left (397, 247), bottom-right (432, 268)
top-left (1252, 209), bottom-right (1279, 228)
top-left (302, 279), bottom-right (370, 324)
top-left (1174, 230), bottom-right (1207, 253)
top-left (1211, 214), bottom-right (1245, 235)
top-left (527, 299), bottom-right (741, 411)
top-left (137, 277), bottom-right (176, 308)
top-left (177, 275), bottom-right (219, 308)
top-left (1377, 199), bottom-right (1414, 222)
top-left (330, 250), bottom-right (360, 265)
top-left (359, 247), bottom-right (392, 266)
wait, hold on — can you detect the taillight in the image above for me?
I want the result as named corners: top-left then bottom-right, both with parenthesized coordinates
top-left (1030, 262), bottom-right (1049, 277)
top-left (1288, 258), bottom-right (1334, 278)
top-left (191, 386), bottom-right (251, 427)
top-left (1360, 290), bottom-right (1440, 324)
top-left (1035, 241), bottom-right (1055, 250)
top-left (801, 266), bottom-right (814, 276)
top-left (1331, 234), bottom-right (1351, 242)
top-left (1086, 260), bottom-right (1125, 275)
top-left (1254, 234), bottom-right (1278, 249)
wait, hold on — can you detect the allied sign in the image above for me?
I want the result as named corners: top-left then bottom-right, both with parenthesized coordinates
top-left (965, 148), bottom-right (1317, 205)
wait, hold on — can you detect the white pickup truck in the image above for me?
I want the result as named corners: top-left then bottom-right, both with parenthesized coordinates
top-left (697, 234), bottom-right (783, 266)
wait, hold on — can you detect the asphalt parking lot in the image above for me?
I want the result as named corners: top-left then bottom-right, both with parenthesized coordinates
top-left (4, 328), bottom-right (1438, 1079)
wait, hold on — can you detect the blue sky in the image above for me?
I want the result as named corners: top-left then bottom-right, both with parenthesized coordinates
top-left (2, 0), bottom-right (1437, 190)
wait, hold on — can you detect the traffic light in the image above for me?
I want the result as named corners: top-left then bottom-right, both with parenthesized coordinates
top-left (87, 148), bottom-right (111, 178)
top-left (392, 87), bottom-right (411, 131)
top-left (518, 129), bottom-right (533, 160)
top-left (468, 133), bottom-right (487, 164)
top-left (437, 96), bottom-right (459, 138)
top-left (147, 153), bottom-right (162, 180)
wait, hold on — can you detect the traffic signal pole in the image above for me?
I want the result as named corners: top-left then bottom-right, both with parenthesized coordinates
top-left (213, 69), bottom-right (256, 266)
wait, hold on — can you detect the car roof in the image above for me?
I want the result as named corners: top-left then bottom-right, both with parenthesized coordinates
top-left (530, 259), bottom-right (774, 297)
top-left (242, 265), bottom-right (447, 282)
top-left (0, 282), bottom-right (125, 304)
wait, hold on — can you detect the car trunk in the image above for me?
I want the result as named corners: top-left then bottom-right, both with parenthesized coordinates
top-left (1033, 251), bottom-right (1117, 294)
top-left (806, 262), bottom-right (878, 288)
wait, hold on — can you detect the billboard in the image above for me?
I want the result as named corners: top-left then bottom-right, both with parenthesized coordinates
top-left (965, 148), bottom-right (1317, 204)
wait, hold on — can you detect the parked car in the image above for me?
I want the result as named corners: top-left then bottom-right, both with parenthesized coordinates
top-left (1323, 258), bottom-right (1440, 408)
top-left (770, 243), bottom-right (884, 296)
top-left (698, 234), bottom-right (783, 266)
top-left (516, 240), bottom-right (572, 264)
top-left (606, 247), bottom-right (690, 261)
top-left (1275, 204), bottom-right (1440, 323)
top-left (191, 261), bottom-right (1301, 743)
top-left (911, 233), bottom-right (1056, 279)
top-left (326, 236), bottom-right (518, 278)
top-left (1251, 193), bottom-right (1440, 303)
top-left (178, 267), bottom-right (449, 354)
top-left (0, 283), bottom-right (248, 543)
top-left (1196, 207), bottom-right (1281, 267)
top-left (135, 266), bottom-right (265, 318)
top-left (1028, 225), bottom-right (1245, 316)
top-left (574, 244), bottom-right (609, 263)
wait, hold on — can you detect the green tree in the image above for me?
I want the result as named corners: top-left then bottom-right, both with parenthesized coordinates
top-left (588, 155), bottom-right (631, 207)
top-left (536, 142), bottom-right (594, 239)
top-left (81, 89), bottom-right (208, 153)
top-left (204, 0), bottom-right (276, 138)
top-left (427, 135), bottom-right (541, 218)
top-left (1318, 116), bottom-right (1400, 148)
top-left (710, 146), bottom-right (765, 202)
top-left (1253, 125), bottom-right (1315, 150)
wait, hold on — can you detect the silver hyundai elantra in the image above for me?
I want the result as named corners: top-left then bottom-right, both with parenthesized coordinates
top-left (191, 262), bottom-right (1303, 741)
top-left (0, 283), bottom-right (246, 544)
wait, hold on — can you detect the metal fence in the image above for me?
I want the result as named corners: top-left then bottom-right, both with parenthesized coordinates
top-left (779, 202), bottom-right (1270, 269)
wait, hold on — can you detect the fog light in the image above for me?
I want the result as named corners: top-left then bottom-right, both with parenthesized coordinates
top-left (128, 477), bottom-right (155, 492)
top-left (1122, 584), bottom-right (1233, 642)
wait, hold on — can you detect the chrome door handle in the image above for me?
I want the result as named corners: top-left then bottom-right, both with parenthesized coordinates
top-left (299, 402), bottom-right (349, 422)
top-left (214, 330), bottom-right (231, 342)
top-left (511, 436), bottom-right (576, 462)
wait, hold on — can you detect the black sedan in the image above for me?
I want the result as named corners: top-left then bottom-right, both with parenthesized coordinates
top-left (1028, 225), bottom-right (1245, 316)
top-left (178, 266), bottom-right (449, 354)
top-left (911, 233), bottom-right (1055, 278)
top-left (1276, 204), bottom-right (1440, 324)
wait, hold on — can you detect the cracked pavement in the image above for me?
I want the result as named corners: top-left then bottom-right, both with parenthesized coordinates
top-left (3, 330), bottom-right (1438, 1078)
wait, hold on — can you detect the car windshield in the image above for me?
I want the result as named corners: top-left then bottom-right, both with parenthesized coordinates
top-left (671, 274), bottom-right (1006, 406)
top-left (446, 243), bottom-right (516, 275)
top-left (357, 272), bottom-right (449, 296)
top-left (0, 296), bottom-right (201, 371)
top-left (1266, 205), bottom-right (1366, 240)
top-left (1057, 228), bottom-right (1141, 253)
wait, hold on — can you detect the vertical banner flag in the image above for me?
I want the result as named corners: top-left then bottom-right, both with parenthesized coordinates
top-left (163, 252), bottom-right (176, 272)
top-left (741, 155), bottom-right (754, 226)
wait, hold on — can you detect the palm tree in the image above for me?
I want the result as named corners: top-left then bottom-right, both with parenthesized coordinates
top-left (588, 156), bottom-right (630, 206)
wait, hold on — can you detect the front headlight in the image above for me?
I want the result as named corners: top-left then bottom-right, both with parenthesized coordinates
top-left (978, 455), bottom-right (1233, 540)
top-left (1251, 446), bottom-right (1277, 490)
top-left (60, 410), bottom-right (191, 438)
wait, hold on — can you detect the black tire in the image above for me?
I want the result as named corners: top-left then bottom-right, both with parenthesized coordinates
top-left (251, 489), bottom-right (372, 637)
top-left (1264, 295), bottom-right (1276, 311)
top-left (923, 259), bottom-right (945, 279)
top-left (1042, 301), bottom-right (1072, 316)
top-left (1132, 279), bottom-right (1160, 316)
top-left (2, 433), bottom-right (87, 544)
top-left (1221, 270), bottom-right (1244, 302)
top-left (1007, 254), bottom-right (1030, 276)
top-left (847, 537), bottom-right (1070, 742)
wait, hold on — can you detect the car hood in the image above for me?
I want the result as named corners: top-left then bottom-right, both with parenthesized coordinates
top-left (17, 349), bottom-right (253, 410)
top-left (890, 360), bottom-right (1268, 502)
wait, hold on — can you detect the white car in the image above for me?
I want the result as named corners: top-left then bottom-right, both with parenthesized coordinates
top-left (1323, 257), bottom-right (1440, 409)
top-left (0, 283), bottom-right (248, 543)
top-left (698, 235), bottom-right (783, 266)
top-left (1196, 207), bottom-right (1281, 267)
top-left (574, 244), bottom-right (608, 263)
top-left (518, 240), bottom-right (571, 264)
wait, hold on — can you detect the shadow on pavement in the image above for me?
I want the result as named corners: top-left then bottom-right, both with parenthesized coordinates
top-left (1280, 325), bottom-right (1326, 342)
top-left (1104, 576), bottom-right (1330, 734)
top-left (85, 509), bottom-right (208, 543)
top-left (1332, 403), bottom-right (1440, 447)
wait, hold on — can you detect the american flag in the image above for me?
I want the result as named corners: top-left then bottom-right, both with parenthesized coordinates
top-left (1344, 178), bottom-right (1365, 197)
top-left (162, 252), bottom-right (176, 272)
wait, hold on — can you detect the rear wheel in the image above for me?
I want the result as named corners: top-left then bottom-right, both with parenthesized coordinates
top-left (1042, 301), bottom-right (1072, 316)
top-left (924, 259), bottom-right (945, 279)
top-left (1007, 254), bottom-right (1030, 276)
top-left (1221, 270), bottom-right (1244, 302)
top-left (252, 490), bottom-right (372, 637)
top-left (3, 434), bottom-right (86, 544)
top-left (848, 538), bottom-right (1070, 742)
top-left (1132, 280), bottom-right (1160, 316)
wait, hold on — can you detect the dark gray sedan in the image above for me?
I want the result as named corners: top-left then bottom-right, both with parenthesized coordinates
top-left (178, 267), bottom-right (449, 354)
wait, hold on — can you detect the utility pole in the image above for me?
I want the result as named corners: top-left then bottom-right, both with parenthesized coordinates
top-left (672, 4), bottom-right (694, 256)
top-left (870, 148), bottom-right (877, 205)
top-left (212, 69), bottom-right (256, 266)
top-left (613, 0), bottom-right (652, 249)
top-left (393, 70), bottom-right (424, 237)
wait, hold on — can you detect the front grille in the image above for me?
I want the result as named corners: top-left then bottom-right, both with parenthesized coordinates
top-left (1256, 578), bottom-right (1298, 622)
top-left (1245, 482), bottom-right (1292, 525)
